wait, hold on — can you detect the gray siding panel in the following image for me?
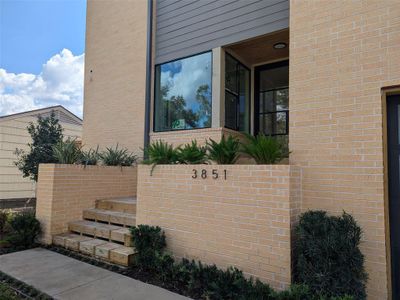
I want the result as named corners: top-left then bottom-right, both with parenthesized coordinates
top-left (155, 0), bottom-right (289, 64)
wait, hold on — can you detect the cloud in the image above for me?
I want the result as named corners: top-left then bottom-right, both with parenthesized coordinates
top-left (0, 49), bottom-right (84, 117)
top-left (160, 52), bottom-right (211, 108)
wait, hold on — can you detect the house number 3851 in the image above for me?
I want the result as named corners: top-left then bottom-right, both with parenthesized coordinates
top-left (192, 169), bottom-right (227, 180)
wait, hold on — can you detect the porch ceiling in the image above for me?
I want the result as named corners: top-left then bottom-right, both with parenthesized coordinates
top-left (224, 29), bottom-right (289, 66)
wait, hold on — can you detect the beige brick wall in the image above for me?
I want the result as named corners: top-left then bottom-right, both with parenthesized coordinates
top-left (150, 127), bottom-right (245, 147)
top-left (36, 164), bottom-right (137, 243)
top-left (82, 0), bottom-right (147, 153)
top-left (289, 1), bottom-right (400, 298)
top-left (136, 164), bottom-right (301, 290)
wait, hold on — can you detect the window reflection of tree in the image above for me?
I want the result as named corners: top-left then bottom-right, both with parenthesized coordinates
top-left (159, 84), bottom-right (211, 130)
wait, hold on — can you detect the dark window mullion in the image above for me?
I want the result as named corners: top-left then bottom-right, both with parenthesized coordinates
top-left (259, 110), bottom-right (289, 115)
top-left (225, 88), bottom-right (239, 97)
top-left (236, 62), bottom-right (240, 131)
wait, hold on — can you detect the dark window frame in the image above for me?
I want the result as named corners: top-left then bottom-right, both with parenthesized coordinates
top-left (224, 53), bottom-right (251, 133)
top-left (387, 94), bottom-right (400, 300)
top-left (254, 60), bottom-right (289, 136)
top-left (153, 50), bottom-right (213, 133)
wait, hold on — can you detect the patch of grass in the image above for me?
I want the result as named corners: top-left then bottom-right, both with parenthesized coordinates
top-left (0, 282), bottom-right (22, 300)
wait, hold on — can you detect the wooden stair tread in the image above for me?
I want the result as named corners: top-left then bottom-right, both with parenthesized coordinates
top-left (53, 196), bottom-right (137, 267)
top-left (100, 197), bottom-right (136, 203)
top-left (83, 208), bottom-right (135, 222)
top-left (69, 220), bottom-right (121, 229)
top-left (95, 197), bottom-right (136, 214)
top-left (53, 235), bottom-right (136, 266)
top-left (68, 220), bottom-right (132, 245)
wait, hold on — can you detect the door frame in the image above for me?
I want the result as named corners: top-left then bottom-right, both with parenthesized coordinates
top-left (254, 59), bottom-right (289, 136)
top-left (383, 86), bottom-right (400, 300)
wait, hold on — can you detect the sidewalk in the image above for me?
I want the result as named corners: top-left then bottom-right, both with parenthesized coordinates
top-left (0, 248), bottom-right (189, 300)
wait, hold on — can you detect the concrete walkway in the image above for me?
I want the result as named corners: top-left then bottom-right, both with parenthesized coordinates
top-left (0, 248), bottom-right (189, 300)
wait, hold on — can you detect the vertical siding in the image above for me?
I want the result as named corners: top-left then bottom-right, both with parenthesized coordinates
top-left (155, 0), bottom-right (289, 64)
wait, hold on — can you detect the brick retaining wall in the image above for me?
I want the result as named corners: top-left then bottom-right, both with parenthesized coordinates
top-left (36, 164), bottom-right (137, 243)
top-left (136, 164), bottom-right (301, 290)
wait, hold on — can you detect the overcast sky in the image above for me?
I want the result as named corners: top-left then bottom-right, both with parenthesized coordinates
top-left (0, 0), bottom-right (87, 117)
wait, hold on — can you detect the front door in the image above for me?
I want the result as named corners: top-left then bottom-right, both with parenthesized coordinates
top-left (254, 60), bottom-right (289, 147)
top-left (387, 94), bottom-right (400, 299)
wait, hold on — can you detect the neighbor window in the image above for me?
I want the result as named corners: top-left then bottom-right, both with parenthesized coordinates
top-left (224, 54), bottom-right (250, 133)
top-left (154, 52), bottom-right (212, 132)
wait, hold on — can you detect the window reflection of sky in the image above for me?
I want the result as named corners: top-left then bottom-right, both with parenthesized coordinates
top-left (160, 61), bottom-right (182, 74)
top-left (160, 52), bottom-right (211, 112)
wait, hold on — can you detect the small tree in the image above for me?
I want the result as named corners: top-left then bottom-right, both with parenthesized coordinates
top-left (14, 112), bottom-right (63, 181)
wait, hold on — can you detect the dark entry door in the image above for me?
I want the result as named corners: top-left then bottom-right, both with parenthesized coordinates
top-left (387, 94), bottom-right (400, 299)
top-left (254, 60), bottom-right (289, 137)
top-left (254, 60), bottom-right (289, 151)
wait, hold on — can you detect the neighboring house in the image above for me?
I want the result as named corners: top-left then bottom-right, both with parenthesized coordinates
top-left (0, 106), bottom-right (82, 206)
top-left (80, 1), bottom-right (399, 299)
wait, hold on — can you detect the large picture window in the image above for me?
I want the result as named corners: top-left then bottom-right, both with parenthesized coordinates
top-left (154, 52), bottom-right (212, 132)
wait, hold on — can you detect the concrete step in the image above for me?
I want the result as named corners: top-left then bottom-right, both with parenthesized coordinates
top-left (83, 208), bottom-right (136, 227)
top-left (96, 197), bottom-right (136, 214)
top-left (68, 220), bottom-right (132, 246)
top-left (53, 234), bottom-right (135, 266)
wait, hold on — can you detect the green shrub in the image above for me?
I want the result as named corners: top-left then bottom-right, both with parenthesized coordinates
top-left (7, 211), bottom-right (41, 249)
top-left (130, 225), bottom-right (166, 270)
top-left (294, 211), bottom-right (367, 299)
top-left (241, 133), bottom-right (288, 164)
top-left (80, 147), bottom-right (99, 166)
top-left (177, 140), bottom-right (207, 164)
top-left (14, 112), bottom-right (63, 181)
top-left (0, 282), bottom-right (21, 300)
top-left (52, 138), bottom-right (82, 164)
top-left (274, 284), bottom-right (310, 300)
top-left (99, 145), bottom-right (137, 166)
top-left (0, 210), bottom-right (8, 238)
top-left (143, 140), bottom-right (179, 174)
top-left (130, 223), bottom-right (356, 300)
top-left (206, 135), bottom-right (240, 164)
top-left (143, 140), bottom-right (179, 165)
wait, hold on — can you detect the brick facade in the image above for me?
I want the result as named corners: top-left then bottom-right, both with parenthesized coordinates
top-left (82, 0), bottom-right (147, 152)
top-left (290, 1), bottom-right (400, 298)
top-left (36, 164), bottom-right (137, 243)
top-left (136, 164), bottom-right (301, 290)
top-left (70, 0), bottom-right (400, 297)
top-left (150, 127), bottom-right (245, 147)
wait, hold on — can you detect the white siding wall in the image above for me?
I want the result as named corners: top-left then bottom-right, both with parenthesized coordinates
top-left (0, 115), bottom-right (82, 200)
